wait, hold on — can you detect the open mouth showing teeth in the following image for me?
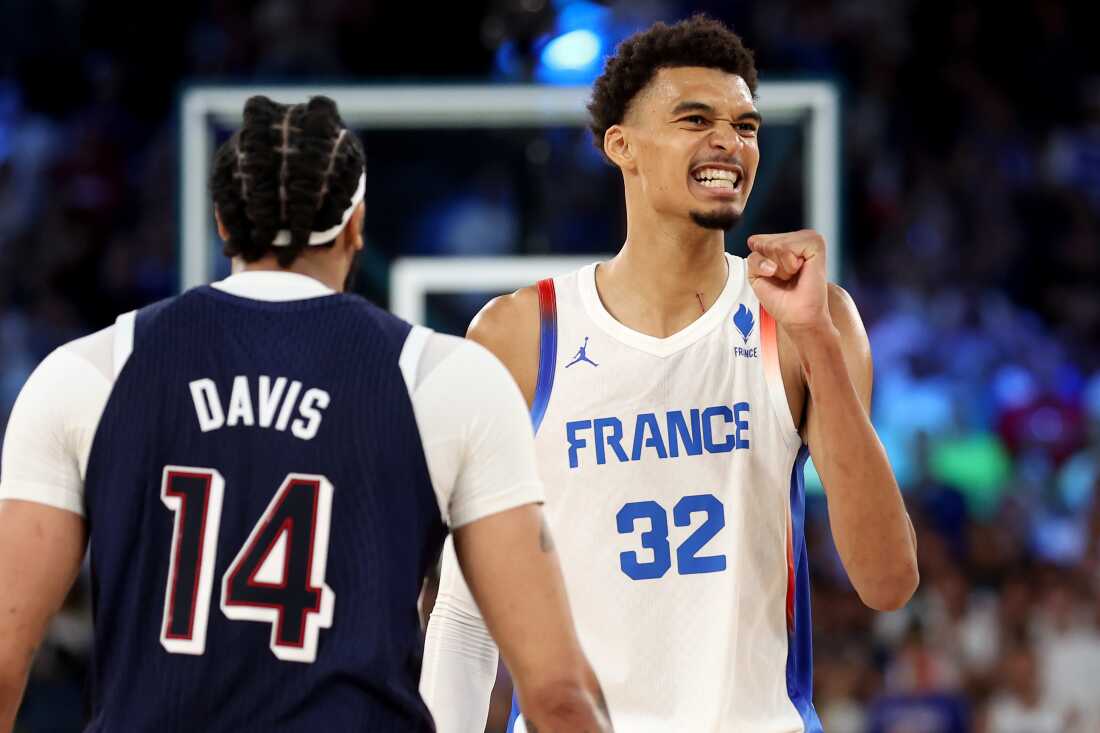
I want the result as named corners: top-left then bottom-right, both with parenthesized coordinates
top-left (692, 167), bottom-right (743, 190)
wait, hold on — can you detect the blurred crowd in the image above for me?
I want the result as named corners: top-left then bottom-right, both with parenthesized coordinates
top-left (3, 1), bottom-right (1100, 732)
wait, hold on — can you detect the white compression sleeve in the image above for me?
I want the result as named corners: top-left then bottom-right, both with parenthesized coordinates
top-left (420, 535), bottom-right (500, 733)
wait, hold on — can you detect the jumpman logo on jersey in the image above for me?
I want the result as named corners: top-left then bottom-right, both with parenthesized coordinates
top-left (565, 337), bottom-right (598, 368)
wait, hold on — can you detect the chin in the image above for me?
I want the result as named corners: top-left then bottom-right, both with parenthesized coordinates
top-left (690, 207), bottom-right (742, 231)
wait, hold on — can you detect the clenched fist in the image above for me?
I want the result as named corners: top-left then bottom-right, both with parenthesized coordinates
top-left (746, 229), bottom-right (830, 334)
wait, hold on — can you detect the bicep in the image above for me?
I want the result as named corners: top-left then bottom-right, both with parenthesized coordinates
top-left (0, 347), bottom-right (108, 515)
top-left (803, 285), bottom-right (873, 449)
top-left (0, 500), bottom-right (86, 670)
top-left (419, 339), bottom-right (543, 529)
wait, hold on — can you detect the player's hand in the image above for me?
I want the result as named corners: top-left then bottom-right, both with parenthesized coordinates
top-left (746, 229), bottom-right (830, 334)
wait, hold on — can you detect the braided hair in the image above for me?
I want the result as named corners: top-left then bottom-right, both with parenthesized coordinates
top-left (210, 95), bottom-right (366, 268)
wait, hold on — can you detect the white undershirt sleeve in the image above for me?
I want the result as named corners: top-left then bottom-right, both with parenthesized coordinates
top-left (408, 333), bottom-right (543, 528)
top-left (0, 342), bottom-right (113, 516)
top-left (420, 535), bottom-right (499, 733)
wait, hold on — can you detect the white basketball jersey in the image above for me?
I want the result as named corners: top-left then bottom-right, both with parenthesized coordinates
top-left (510, 254), bottom-right (822, 733)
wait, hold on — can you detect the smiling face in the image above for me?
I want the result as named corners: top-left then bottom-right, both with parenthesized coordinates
top-left (610, 66), bottom-right (761, 231)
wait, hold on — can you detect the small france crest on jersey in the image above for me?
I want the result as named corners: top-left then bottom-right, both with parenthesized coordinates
top-left (732, 304), bottom-right (758, 358)
top-left (733, 304), bottom-right (755, 344)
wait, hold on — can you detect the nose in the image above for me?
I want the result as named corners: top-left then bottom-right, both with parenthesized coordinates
top-left (708, 121), bottom-right (742, 152)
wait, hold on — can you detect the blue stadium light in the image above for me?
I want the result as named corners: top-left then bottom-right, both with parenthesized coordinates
top-left (490, 0), bottom-right (631, 84)
top-left (555, 0), bottom-right (609, 33)
top-left (541, 29), bottom-right (602, 71)
top-left (533, 0), bottom-right (613, 84)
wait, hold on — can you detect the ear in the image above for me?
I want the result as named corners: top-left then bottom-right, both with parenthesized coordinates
top-left (214, 208), bottom-right (230, 241)
top-left (342, 202), bottom-right (366, 252)
top-left (603, 125), bottom-right (636, 173)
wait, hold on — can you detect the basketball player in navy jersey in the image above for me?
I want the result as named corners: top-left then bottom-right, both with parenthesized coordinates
top-left (0, 96), bottom-right (611, 733)
top-left (422, 16), bottom-right (918, 732)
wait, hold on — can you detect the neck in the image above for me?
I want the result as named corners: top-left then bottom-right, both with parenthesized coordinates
top-left (596, 200), bottom-right (729, 338)
top-left (236, 248), bottom-right (347, 292)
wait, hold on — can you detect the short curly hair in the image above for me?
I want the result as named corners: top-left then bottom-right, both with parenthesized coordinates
top-left (588, 14), bottom-right (758, 157)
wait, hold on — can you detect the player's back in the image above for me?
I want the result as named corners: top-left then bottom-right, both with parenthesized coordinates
top-left (83, 283), bottom-right (444, 731)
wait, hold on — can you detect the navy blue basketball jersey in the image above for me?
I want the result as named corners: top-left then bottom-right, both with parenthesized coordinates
top-left (82, 286), bottom-right (446, 731)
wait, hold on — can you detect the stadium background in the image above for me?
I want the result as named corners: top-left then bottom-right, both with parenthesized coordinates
top-left (2, 1), bottom-right (1099, 731)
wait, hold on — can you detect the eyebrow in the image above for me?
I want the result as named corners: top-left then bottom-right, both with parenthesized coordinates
top-left (671, 101), bottom-right (763, 124)
top-left (671, 101), bottom-right (716, 116)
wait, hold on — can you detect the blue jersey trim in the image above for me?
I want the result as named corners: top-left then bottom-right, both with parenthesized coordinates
top-left (785, 445), bottom-right (824, 731)
top-left (530, 279), bottom-right (557, 435)
top-left (506, 692), bottom-right (521, 732)
top-left (511, 278), bottom-right (557, 731)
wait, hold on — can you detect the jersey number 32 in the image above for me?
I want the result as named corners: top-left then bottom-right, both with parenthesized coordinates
top-left (617, 493), bottom-right (726, 580)
top-left (158, 465), bottom-right (335, 664)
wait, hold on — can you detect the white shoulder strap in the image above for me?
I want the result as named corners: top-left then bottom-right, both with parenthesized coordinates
top-left (112, 310), bottom-right (137, 378)
top-left (398, 324), bottom-right (432, 394)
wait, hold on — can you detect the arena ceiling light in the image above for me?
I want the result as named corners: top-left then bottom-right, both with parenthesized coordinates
top-left (540, 28), bottom-right (602, 72)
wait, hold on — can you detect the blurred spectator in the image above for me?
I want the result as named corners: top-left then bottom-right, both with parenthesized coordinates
top-left (986, 643), bottom-right (1065, 733)
top-left (1034, 575), bottom-right (1100, 730)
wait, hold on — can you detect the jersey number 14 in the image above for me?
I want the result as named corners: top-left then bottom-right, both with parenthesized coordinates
top-left (158, 466), bottom-right (335, 664)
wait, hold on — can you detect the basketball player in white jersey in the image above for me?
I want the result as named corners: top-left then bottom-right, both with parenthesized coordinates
top-left (0, 96), bottom-right (610, 733)
top-left (421, 16), bottom-right (918, 732)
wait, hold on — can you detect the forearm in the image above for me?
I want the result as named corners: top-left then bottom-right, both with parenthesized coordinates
top-left (521, 672), bottom-right (612, 733)
top-left (454, 507), bottom-right (610, 731)
top-left (793, 325), bottom-right (917, 610)
top-left (0, 501), bottom-right (86, 733)
top-left (0, 664), bottom-right (32, 733)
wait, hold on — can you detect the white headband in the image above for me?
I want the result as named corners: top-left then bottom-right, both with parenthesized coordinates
top-left (271, 171), bottom-right (365, 247)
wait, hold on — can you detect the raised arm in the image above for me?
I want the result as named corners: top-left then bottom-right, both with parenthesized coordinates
top-left (797, 283), bottom-right (918, 609)
top-left (747, 230), bottom-right (918, 611)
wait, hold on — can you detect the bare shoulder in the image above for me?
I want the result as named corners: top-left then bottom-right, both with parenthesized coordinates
top-left (467, 285), bottom-right (541, 407)
top-left (468, 285), bottom-right (540, 345)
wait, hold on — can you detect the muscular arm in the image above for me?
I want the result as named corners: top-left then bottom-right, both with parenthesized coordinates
top-left (748, 231), bottom-right (917, 612)
top-left (453, 507), bottom-right (609, 732)
top-left (0, 501), bottom-right (86, 731)
top-left (0, 342), bottom-right (104, 731)
top-left (788, 285), bottom-right (918, 610)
